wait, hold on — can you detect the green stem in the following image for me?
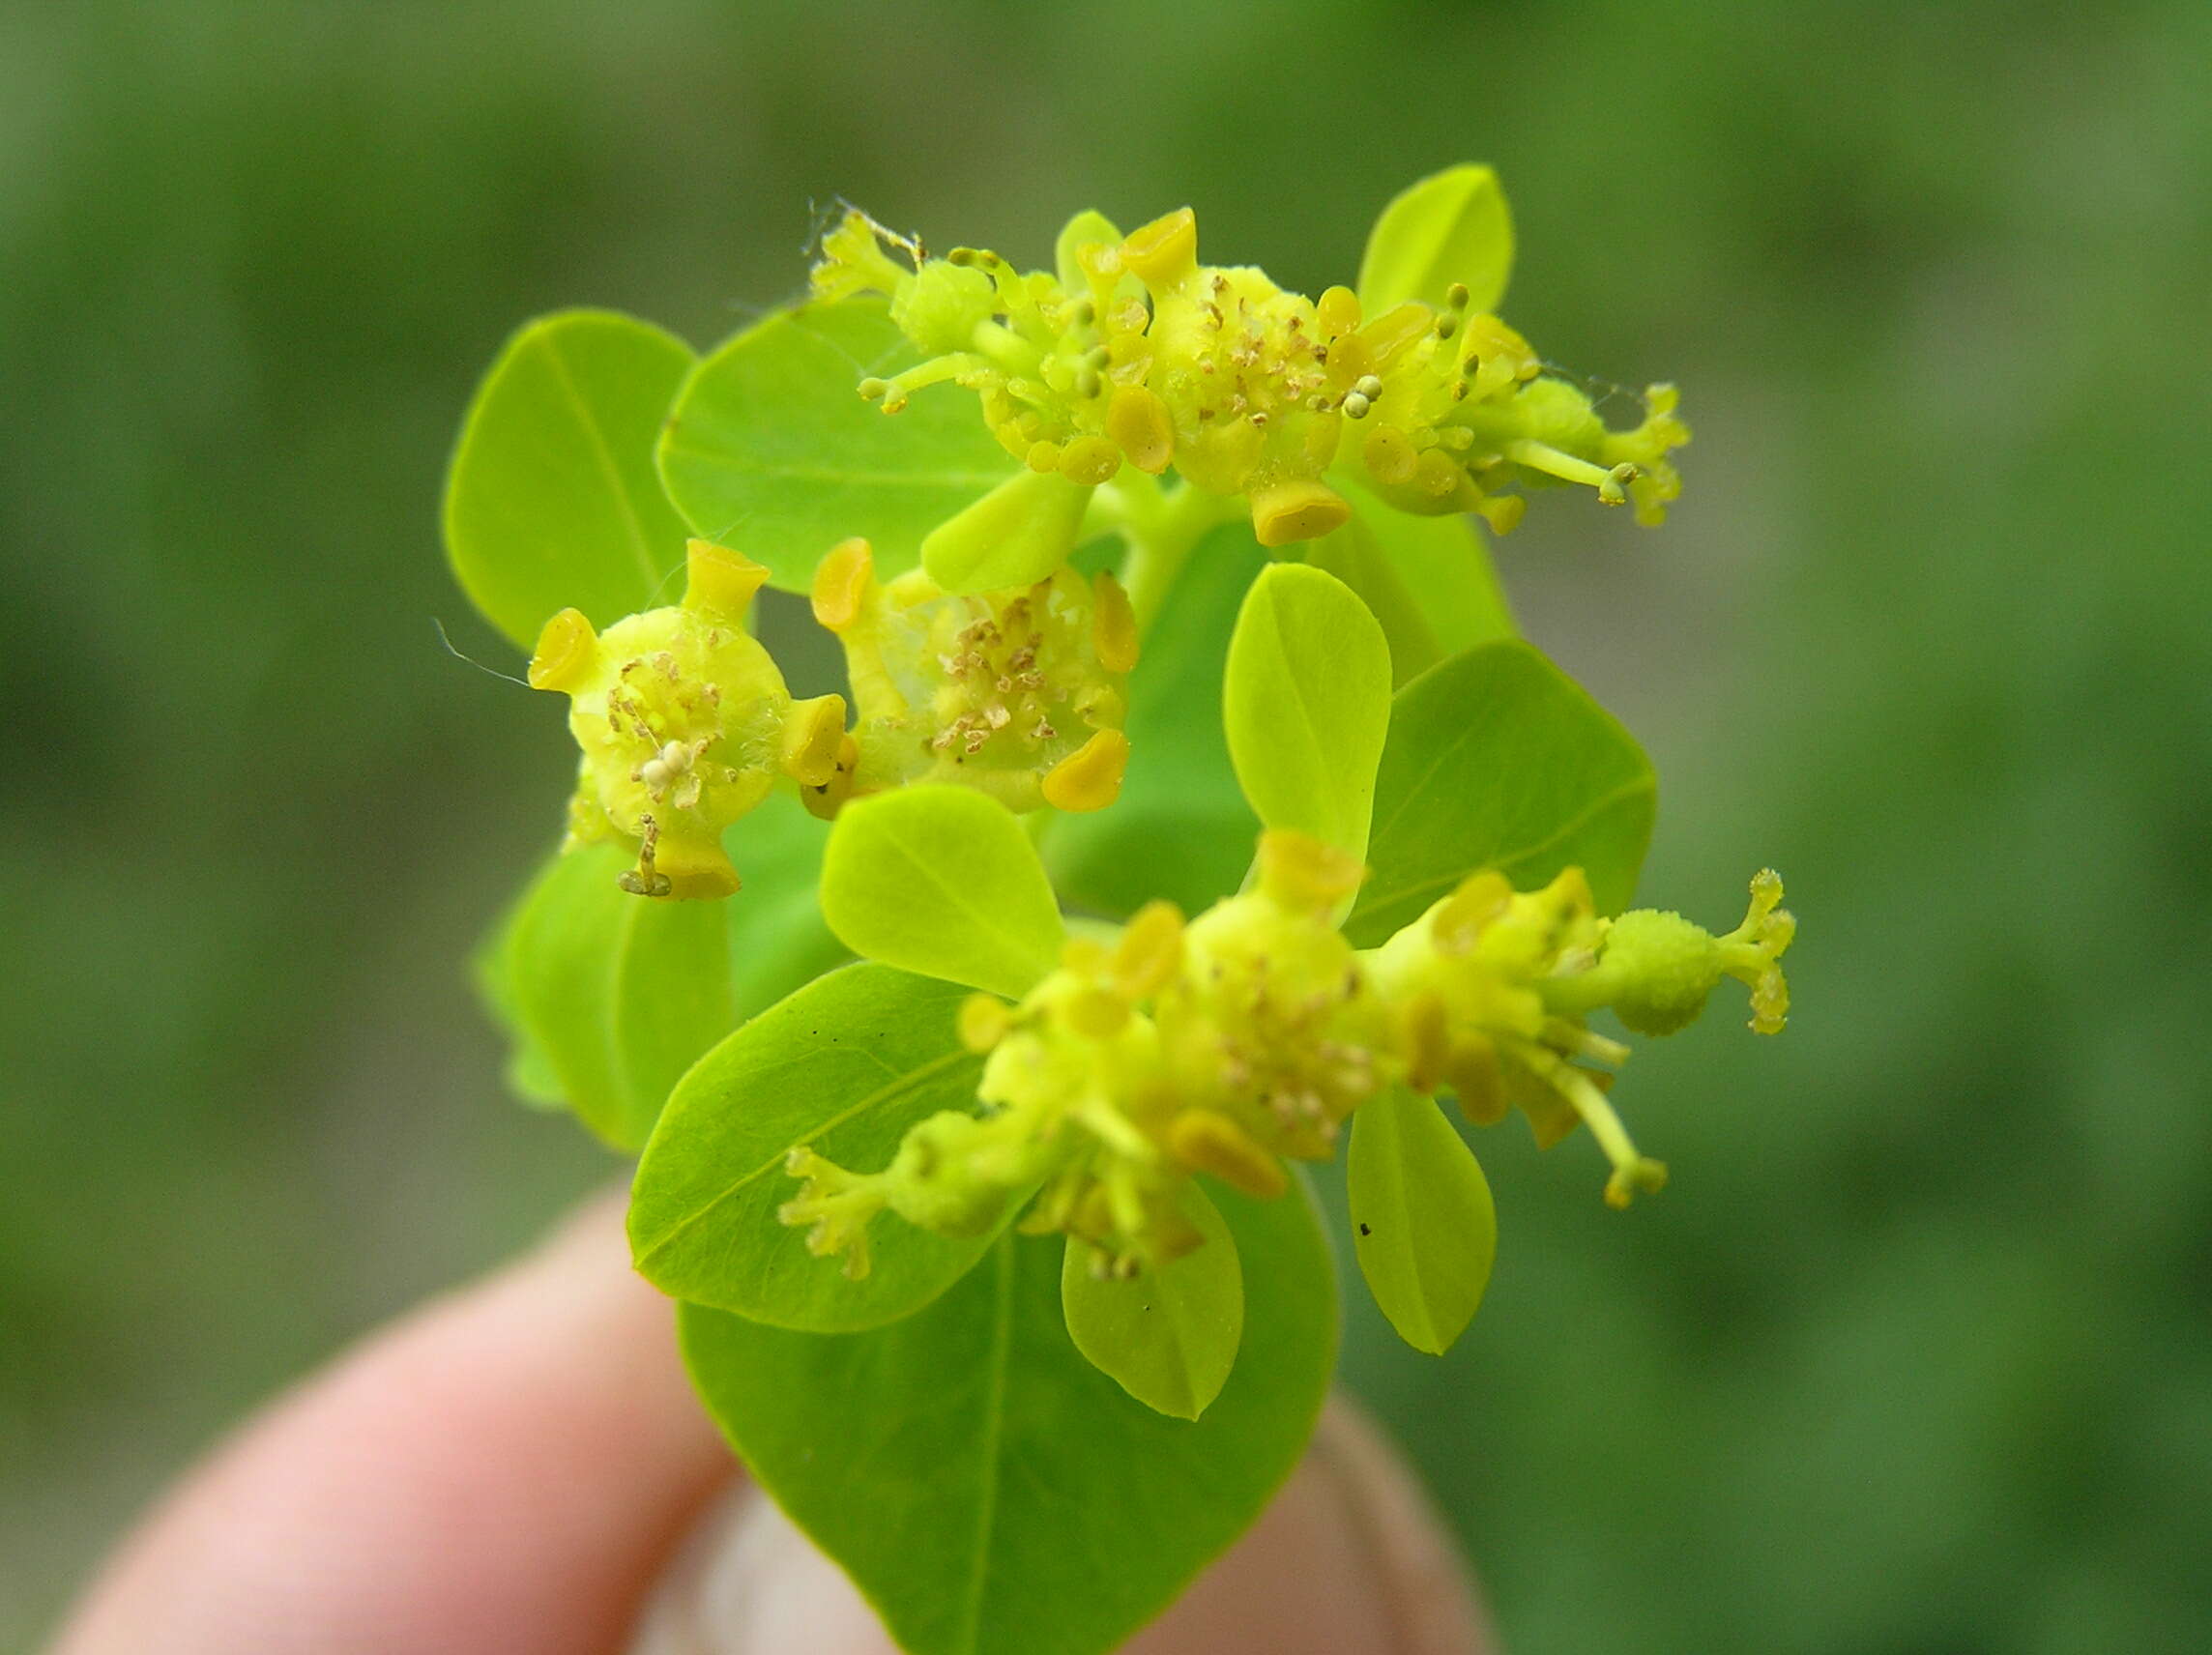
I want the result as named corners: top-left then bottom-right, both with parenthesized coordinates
top-left (1092, 475), bottom-right (1240, 636)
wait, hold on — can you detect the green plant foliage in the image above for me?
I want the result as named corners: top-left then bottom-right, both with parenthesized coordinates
top-left (1222, 564), bottom-right (1393, 862)
top-left (679, 1178), bottom-right (1336, 1655)
top-left (919, 468), bottom-right (1091, 593)
top-left (724, 798), bottom-right (849, 1019)
top-left (821, 787), bottom-right (1064, 998)
top-left (1061, 1182), bottom-right (1243, 1420)
top-left (1304, 494), bottom-right (1516, 687)
top-left (1045, 524), bottom-right (1263, 918)
top-left (1347, 1088), bottom-right (1497, 1355)
top-left (1355, 163), bottom-right (1515, 319)
top-left (496, 843), bottom-right (736, 1149)
top-left (1349, 641), bottom-right (1656, 947)
top-left (443, 309), bottom-right (697, 649)
top-left (629, 964), bottom-right (994, 1331)
top-left (657, 298), bottom-right (1016, 592)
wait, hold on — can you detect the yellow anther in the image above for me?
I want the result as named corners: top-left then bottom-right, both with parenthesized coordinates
top-left (1111, 900), bottom-right (1185, 1000)
top-left (1120, 207), bottom-right (1199, 288)
top-left (1058, 434), bottom-right (1122, 486)
top-left (809, 537), bottom-right (874, 633)
top-left (527, 607), bottom-right (597, 693)
top-left (1605, 1158), bottom-right (1670, 1210)
top-left (1040, 728), bottom-right (1130, 812)
top-left (1064, 986), bottom-right (1131, 1039)
top-left (1168, 1109), bottom-right (1289, 1200)
top-left (1105, 385), bottom-right (1176, 475)
top-left (1433, 869), bottom-right (1513, 954)
top-left (800, 733), bottom-right (859, 821)
top-left (958, 994), bottom-right (1013, 1054)
top-left (1249, 478), bottom-right (1352, 547)
top-left (780, 693), bottom-right (848, 788)
top-left (1025, 439), bottom-right (1063, 474)
top-left (683, 538), bottom-right (771, 618)
top-left (1361, 423), bottom-right (1419, 486)
top-left (1474, 495), bottom-right (1526, 536)
top-left (1091, 570), bottom-right (1139, 675)
top-left (1254, 829), bottom-right (1366, 913)
top-left (1403, 992), bottom-right (1451, 1093)
top-left (1315, 284), bottom-right (1361, 339)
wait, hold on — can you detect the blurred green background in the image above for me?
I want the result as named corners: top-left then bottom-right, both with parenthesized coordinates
top-left (5, 0), bottom-right (2208, 1647)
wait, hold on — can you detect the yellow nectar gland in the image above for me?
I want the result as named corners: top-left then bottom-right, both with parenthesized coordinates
top-left (810, 191), bottom-right (1690, 548)
top-left (816, 538), bottom-right (1133, 813)
top-left (530, 540), bottom-right (846, 898)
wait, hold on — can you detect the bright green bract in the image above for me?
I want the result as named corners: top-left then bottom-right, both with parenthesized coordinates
top-left (821, 788), bottom-right (1065, 999)
top-left (1305, 493), bottom-right (1516, 686)
top-left (657, 298), bottom-right (1017, 592)
top-left (494, 844), bottom-right (735, 1150)
top-left (1223, 564), bottom-right (1393, 863)
top-left (1356, 163), bottom-right (1516, 319)
top-left (630, 964), bottom-right (993, 1331)
top-left (680, 1179), bottom-right (1335, 1655)
top-left (724, 798), bottom-right (849, 1020)
top-left (1061, 1182), bottom-right (1243, 1420)
top-left (1348, 1087), bottom-right (1498, 1355)
top-left (444, 309), bottom-right (696, 649)
top-left (1046, 524), bottom-right (1263, 919)
top-left (1350, 640), bottom-right (1656, 947)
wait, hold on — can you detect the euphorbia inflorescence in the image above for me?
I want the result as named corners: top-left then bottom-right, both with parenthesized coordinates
top-left (783, 830), bottom-right (1793, 1278)
top-left (812, 186), bottom-right (1686, 562)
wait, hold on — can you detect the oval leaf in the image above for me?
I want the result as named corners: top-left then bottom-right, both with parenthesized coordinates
top-left (1356, 163), bottom-right (1516, 319)
top-left (1303, 496), bottom-right (1516, 687)
top-left (679, 1178), bottom-right (1336, 1655)
top-left (1046, 524), bottom-right (1264, 919)
top-left (629, 963), bottom-right (994, 1331)
top-left (821, 787), bottom-right (1064, 998)
top-left (723, 796), bottom-right (850, 1020)
top-left (1062, 1183), bottom-right (1243, 1419)
top-left (1348, 1088), bottom-right (1498, 1354)
top-left (443, 309), bottom-right (696, 649)
top-left (1349, 640), bottom-right (1655, 947)
top-left (1223, 563), bottom-right (1393, 861)
top-left (657, 298), bottom-right (1017, 592)
top-left (498, 844), bottom-right (735, 1150)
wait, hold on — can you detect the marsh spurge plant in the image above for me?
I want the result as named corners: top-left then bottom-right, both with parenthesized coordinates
top-left (449, 165), bottom-right (1793, 1655)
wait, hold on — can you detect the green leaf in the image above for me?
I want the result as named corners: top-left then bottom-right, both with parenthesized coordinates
top-left (1302, 496), bottom-right (1516, 687)
top-left (1348, 640), bottom-right (1655, 948)
top-left (470, 869), bottom-right (565, 1110)
top-left (1356, 163), bottom-right (1516, 319)
top-left (630, 964), bottom-right (993, 1331)
top-left (500, 844), bottom-right (736, 1150)
top-left (1223, 564), bottom-right (1393, 862)
top-left (657, 298), bottom-right (1017, 592)
top-left (1061, 1183), bottom-right (1243, 1419)
top-left (921, 467), bottom-right (1091, 593)
top-left (680, 1178), bottom-right (1336, 1655)
top-left (1348, 1088), bottom-right (1497, 1354)
top-left (724, 796), bottom-right (849, 1020)
top-left (1054, 209), bottom-right (1123, 291)
top-left (1045, 524), bottom-right (1264, 918)
top-left (821, 787), bottom-right (1065, 999)
top-left (443, 309), bottom-right (696, 650)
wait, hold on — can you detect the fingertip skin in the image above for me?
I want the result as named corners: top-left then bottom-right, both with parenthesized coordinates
top-left (49, 1190), bottom-right (735, 1655)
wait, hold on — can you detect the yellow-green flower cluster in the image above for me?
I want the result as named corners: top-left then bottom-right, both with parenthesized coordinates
top-left (527, 539), bottom-right (846, 899)
top-left (812, 203), bottom-right (1687, 553)
top-left (808, 537), bottom-right (1135, 816)
top-left (781, 832), bottom-right (1794, 1277)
